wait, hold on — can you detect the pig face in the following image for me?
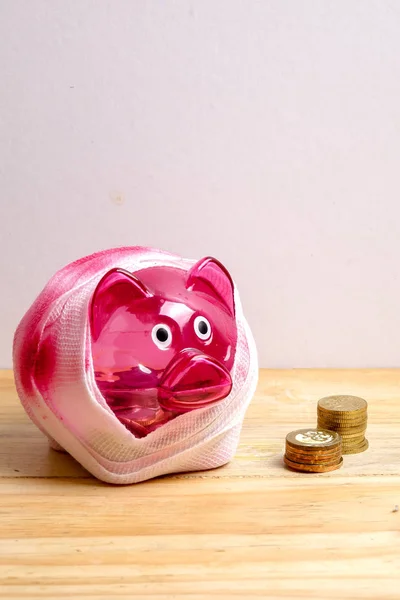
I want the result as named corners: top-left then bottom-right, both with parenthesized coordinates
top-left (90, 257), bottom-right (237, 437)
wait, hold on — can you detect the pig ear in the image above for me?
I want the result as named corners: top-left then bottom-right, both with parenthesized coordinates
top-left (187, 257), bottom-right (235, 316)
top-left (90, 268), bottom-right (152, 340)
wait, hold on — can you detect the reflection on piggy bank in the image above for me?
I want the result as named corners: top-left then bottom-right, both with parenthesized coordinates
top-left (91, 257), bottom-right (237, 437)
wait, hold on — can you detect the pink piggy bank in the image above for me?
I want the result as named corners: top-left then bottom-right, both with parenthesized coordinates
top-left (91, 257), bottom-right (237, 437)
top-left (13, 247), bottom-right (257, 484)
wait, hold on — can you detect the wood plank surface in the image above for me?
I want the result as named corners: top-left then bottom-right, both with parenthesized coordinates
top-left (0, 369), bottom-right (399, 599)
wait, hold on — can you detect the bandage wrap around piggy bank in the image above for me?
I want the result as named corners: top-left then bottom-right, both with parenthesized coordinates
top-left (13, 247), bottom-right (258, 484)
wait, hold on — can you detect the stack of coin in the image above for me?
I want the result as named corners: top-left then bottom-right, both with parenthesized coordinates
top-left (317, 395), bottom-right (368, 455)
top-left (284, 428), bottom-right (343, 472)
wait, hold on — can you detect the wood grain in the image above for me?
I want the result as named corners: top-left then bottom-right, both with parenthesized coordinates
top-left (0, 369), bottom-right (399, 599)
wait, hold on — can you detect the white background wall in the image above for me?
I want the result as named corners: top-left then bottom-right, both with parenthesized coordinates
top-left (1, 0), bottom-right (400, 368)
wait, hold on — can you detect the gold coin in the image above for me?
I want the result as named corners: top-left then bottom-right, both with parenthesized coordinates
top-left (339, 431), bottom-right (367, 440)
top-left (285, 450), bottom-right (342, 465)
top-left (285, 445), bottom-right (342, 459)
top-left (286, 446), bottom-right (342, 463)
top-left (317, 416), bottom-right (367, 427)
top-left (285, 442), bottom-right (342, 457)
top-left (341, 432), bottom-right (366, 443)
top-left (285, 455), bottom-right (342, 468)
top-left (286, 428), bottom-right (341, 451)
top-left (317, 414), bottom-right (367, 424)
top-left (317, 414), bottom-right (367, 426)
top-left (317, 408), bottom-right (367, 419)
top-left (318, 395), bottom-right (367, 415)
top-left (317, 422), bottom-right (367, 435)
top-left (318, 417), bottom-right (367, 426)
top-left (134, 408), bottom-right (166, 427)
top-left (342, 440), bottom-right (367, 451)
top-left (341, 433), bottom-right (366, 442)
top-left (317, 410), bottom-right (367, 421)
top-left (318, 427), bottom-right (366, 435)
top-left (286, 439), bottom-right (342, 453)
top-left (342, 439), bottom-right (369, 455)
top-left (342, 437), bottom-right (365, 450)
top-left (284, 455), bottom-right (343, 473)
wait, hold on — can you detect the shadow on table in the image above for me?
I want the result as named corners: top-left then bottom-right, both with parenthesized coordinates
top-left (0, 423), bottom-right (97, 482)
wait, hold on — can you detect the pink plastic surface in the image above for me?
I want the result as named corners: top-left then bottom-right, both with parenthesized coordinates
top-left (90, 257), bottom-right (237, 437)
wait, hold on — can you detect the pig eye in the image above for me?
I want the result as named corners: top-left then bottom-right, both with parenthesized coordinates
top-left (152, 324), bottom-right (172, 349)
top-left (194, 316), bottom-right (212, 341)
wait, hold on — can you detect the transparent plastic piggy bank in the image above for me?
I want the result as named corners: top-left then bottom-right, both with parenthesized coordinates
top-left (91, 257), bottom-right (237, 438)
top-left (13, 247), bottom-right (258, 484)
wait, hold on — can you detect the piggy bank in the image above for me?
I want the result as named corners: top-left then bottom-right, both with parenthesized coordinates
top-left (91, 257), bottom-right (237, 437)
top-left (13, 247), bottom-right (258, 484)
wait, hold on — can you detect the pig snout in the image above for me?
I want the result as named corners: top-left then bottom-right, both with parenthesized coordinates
top-left (158, 348), bottom-right (232, 412)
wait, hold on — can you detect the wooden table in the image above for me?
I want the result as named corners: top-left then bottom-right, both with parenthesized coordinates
top-left (0, 369), bottom-right (399, 599)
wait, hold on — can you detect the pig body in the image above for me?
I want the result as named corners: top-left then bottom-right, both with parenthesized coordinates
top-left (91, 258), bottom-right (238, 437)
top-left (13, 246), bottom-right (257, 484)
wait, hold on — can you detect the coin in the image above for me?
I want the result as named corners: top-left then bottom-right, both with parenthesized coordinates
top-left (316, 394), bottom-right (368, 458)
top-left (284, 455), bottom-right (343, 473)
top-left (317, 411), bottom-right (367, 422)
top-left (342, 439), bottom-right (367, 450)
top-left (317, 395), bottom-right (367, 415)
top-left (285, 450), bottom-right (342, 465)
top-left (285, 454), bottom-right (342, 467)
top-left (319, 425), bottom-right (366, 434)
top-left (316, 423), bottom-right (366, 435)
top-left (285, 446), bottom-right (342, 459)
top-left (317, 415), bottom-right (367, 427)
top-left (341, 432), bottom-right (366, 442)
top-left (317, 415), bottom-right (367, 426)
top-left (339, 431), bottom-right (367, 440)
top-left (285, 441), bottom-right (342, 455)
top-left (342, 439), bottom-right (369, 455)
top-left (286, 441), bottom-right (342, 455)
top-left (317, 408), bottom-right (367, 419)
top-left (317, 411), bottom-right (368, 427)
top-left (286, 429), bottom-right (341, 451)
top-left (284, 427), bottom-right (343, 472)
